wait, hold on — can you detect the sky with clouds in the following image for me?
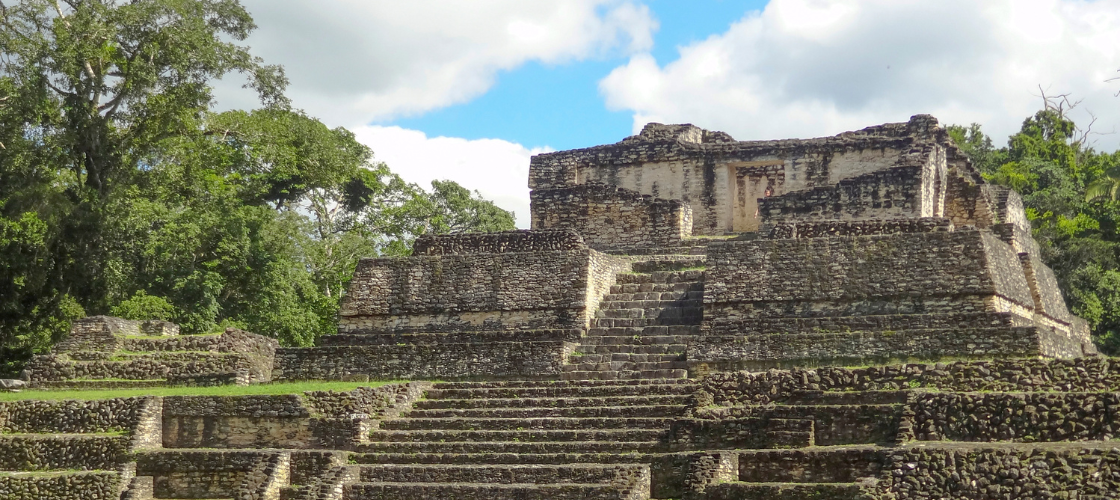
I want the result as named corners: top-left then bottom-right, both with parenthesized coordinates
top-left (216, 0), bottom-right (1120, 228)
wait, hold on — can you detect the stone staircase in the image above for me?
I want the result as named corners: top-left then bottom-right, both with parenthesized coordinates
top-left (349, 378), bottom-right (695, 499)
top-left (564, 256), bottom-right (705, 380)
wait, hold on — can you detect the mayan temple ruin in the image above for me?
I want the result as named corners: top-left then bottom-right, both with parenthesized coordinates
top-left (6, 115), bottom-right (1120, 499)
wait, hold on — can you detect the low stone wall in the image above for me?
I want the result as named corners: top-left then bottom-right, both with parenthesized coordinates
top-left (0, 434), bottom-right (131, 471)
top-left (666, 417), bottom-right (814, 450)
top-left (698, 357), bottom-right (1120, 406)
top-left (0, 471), bottom-right (122, 500)
top-left (289, 451), bottom-right (346, 486)
top-left (136, 450), bottom-right (285, 499)
top-left (531, 183), bottom-right (693, 251)
top-left (877, 444), bottom-right (1120, 498)
top-left (0, 397), bottom-right (150, 433)
top-left (303, 382), bottom-right (428, 419)
top-left (694, 404), bottom-right (901, 447)
top-left (737, 448), bottom-right (884, 483)
top-left (25, 351), bottom-right (255, 382)
top-left (909, 392), bottom-right (1120, 442)
top-left (273, 342), bottom-right (575, 380)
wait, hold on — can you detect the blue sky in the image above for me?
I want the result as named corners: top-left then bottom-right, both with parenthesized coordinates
top-left (392, 0), bottom-right (768, 151)
top-left (229, 0), bottom-right (1120, 227)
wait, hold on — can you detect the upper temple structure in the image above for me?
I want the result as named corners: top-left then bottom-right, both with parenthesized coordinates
top-left (319, 114), bottom-right (1096, 380)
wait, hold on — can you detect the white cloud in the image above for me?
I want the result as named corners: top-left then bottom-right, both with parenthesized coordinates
top-left (219, 0), bottom-right (657, 127)
top-left (351, 126), bottom-right (550, 229)
top-left (600, 0), bottom-right (1120, 149)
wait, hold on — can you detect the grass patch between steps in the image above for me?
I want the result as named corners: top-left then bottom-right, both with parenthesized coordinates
top-left (0, 380), bottom-right (400, 402)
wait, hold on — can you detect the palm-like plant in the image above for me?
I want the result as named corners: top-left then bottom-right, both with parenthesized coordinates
top-left (1085, 166), bottom-right (1120, 202)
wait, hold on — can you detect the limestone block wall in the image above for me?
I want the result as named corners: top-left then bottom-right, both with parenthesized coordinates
top-left (339, 230), bottom-right (630, 333)
top-left (529, 115), bottom-right (957, 235)
top-left (273, 341), bottom-right (576, 381)
top-left (702, 230), bottom-right (1035, 336)
top-left (530, 183), bottom-right (693, 251)
top-left (698, 357), bottom-right (1120, 406)
top-left (757, 165), bottom-right (927, 224)
top-left (693, 223), bottom-right (1093, 367)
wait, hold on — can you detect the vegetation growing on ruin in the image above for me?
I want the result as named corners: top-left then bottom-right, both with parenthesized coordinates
top-left (0, 0), bottom-right (515, 375)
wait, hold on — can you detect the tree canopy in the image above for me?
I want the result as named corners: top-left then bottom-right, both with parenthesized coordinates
top-left (0, 0), bottom-right (514, 375)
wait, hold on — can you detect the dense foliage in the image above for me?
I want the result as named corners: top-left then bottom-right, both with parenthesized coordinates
top-left (0, 0), bottom-right (513, 374)
top-left (949, 107), bottom-right (1120, 354)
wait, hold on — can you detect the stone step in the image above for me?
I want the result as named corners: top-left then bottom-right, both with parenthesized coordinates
top-left (610, 282), bottom-right (703, 294)
top-left (603, 291), bottom-right (703, 302)
top-left (405, 405), bottom-right (689, 420)
top-left (561, 361), bottom-right (688, 372)
top-left (631, 259), bottom-right (705, 273)
top-left (352, 452), bottom-right (658, 466)
top-left (430, 379), bottom-right (694, 390)
top-left (599, 299), bottom-right (704, 310)
top-left (594, 307), bottom-right (703, 320)
top-left (320, 329), bottom-right (582, 345)
top-left (569, 353), bottom-right (684, 364)
top-left (608, 245), bottom-right (707, 256)
top-left (344, 481), bottom-right (639, 500)
top-left (356, 463), bottom-right (641, 484)
top-left (0, 433), bottom-right (130, 471)
top-left (355, 440), bottom-right (667, 455)
top-left (413, 394), bottom-right (691, 410)
top-left (27, 379), bottom-right (170, 390)
top-left (737, 447), bottom-right (885, 483)
top-left (588, 325), bottom-right (702, 336)
top-left (380, 417), bottom-right (678, 431)
top-left (614, 270), bottom-right (704, 284)
top-left (784, 390), bottom-right (911, 406)
top-left (590, 317), bottom-right (702, 327)
top-left (579, 335), bottom-right (696, 346)
top-left (575, 344), bottom-right (687, 355)
top-left (702, 482), bottom-right (871, 500)
top-left (613, 283), bottom-right (698, 295)
top-left (561, 369), bottom-right (689, 380)
top-left (425, 383), bottom-right (695, 400)
top-left (368, 428), bottom-right (665, 443)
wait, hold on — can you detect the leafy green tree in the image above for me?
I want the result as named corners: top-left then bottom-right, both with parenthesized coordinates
top-left (0, 0), bottom-right (519, 360)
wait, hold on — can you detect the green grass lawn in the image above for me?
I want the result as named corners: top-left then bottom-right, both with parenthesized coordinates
top-left (0, 380), bottom-right (400, 402)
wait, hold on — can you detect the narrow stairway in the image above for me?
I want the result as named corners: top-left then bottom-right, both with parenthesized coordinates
top-left (349, 378), bottom-right (696, 499)
top-left (564, 256), bottom-right (705, 380)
